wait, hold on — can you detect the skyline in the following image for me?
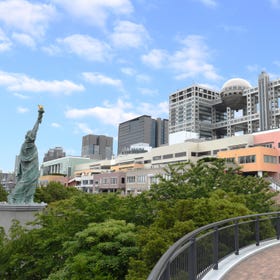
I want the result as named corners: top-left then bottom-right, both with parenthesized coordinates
top-left (1, 0), bottom-right (280, 172)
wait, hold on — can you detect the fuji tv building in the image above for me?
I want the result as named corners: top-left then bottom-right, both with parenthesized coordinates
top-left (169, 71), bottom-right (280, 140)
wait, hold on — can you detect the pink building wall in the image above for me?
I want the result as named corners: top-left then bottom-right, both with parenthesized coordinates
top-left (253, 129), bottom-right (280, 178)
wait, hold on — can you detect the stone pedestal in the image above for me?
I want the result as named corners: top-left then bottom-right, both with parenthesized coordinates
top-left (0, 203), bottom-right (47, 235)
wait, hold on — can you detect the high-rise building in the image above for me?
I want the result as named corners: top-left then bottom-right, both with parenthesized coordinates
top-left (43, 147), bottom-right (66, 162)
top-left (82, 134), bottom-right (113, 160)
top-left (118, 115), bottom-right (169, 155)
top-left (169, 71), bottom-right (280, 140)
top-left (0, 172), bottom-right (15, 192)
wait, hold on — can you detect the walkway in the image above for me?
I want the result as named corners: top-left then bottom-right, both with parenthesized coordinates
top-left (203, 240), bottom-right (280, 280)
top-left (222, 243), bottom-right (280, 280)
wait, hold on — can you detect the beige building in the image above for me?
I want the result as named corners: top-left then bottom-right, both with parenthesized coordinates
top-left (72, 133), bottom-right (254, 195)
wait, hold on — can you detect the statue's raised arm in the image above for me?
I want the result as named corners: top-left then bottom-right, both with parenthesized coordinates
top-left (28, 105), bottom-right (44, 142)
top-left (8, 106), bottom-right (45, 204)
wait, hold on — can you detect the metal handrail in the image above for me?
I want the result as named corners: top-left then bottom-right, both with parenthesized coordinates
top-left (147, 211), bottom-right (280, 280)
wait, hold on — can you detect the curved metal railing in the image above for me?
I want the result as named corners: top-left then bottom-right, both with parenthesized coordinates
top-left (147, 211), bottom-right (280, 280)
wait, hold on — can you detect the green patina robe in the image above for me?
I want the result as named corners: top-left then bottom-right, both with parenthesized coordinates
top-left (8, 109), bottom-right (44, 204)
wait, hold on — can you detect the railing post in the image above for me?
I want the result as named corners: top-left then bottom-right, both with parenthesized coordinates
top-left (165, 260), bottom-right (170, 280)
top-left (213, 226), bottom-right (219, 270)
top-left (234, 220), bottom-right (239, 255)
top-left (188, 237), bottom-right (197, 280)
top-left (277, 214), bottom-right (280, 240)
top-left (255, 216), bottom-right (260, 246)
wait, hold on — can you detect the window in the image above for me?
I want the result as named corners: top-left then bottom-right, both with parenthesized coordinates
top-left (137, 175), bottom-right (146, 183)
top-left (127, 176), bottom-right (135, 183)
top-left (163, 154), bottom-right (173, 159)
top-left (110, 178), bottom-right (117, 184)
top-left (197, 151), bottom-right (211, 157)
top-left (102, 178), bottom-right (108, 184)
top-left (264, 155), bottom-right (277, 164)
top-left (225, 157), bottom-right (235, 163)
top-left (213, 150), bottom-right (220, 155)
top-left (175, 152), bottom-right (187, 158)
top-left (153, 156), bottom-right (161, 161)
top-left (238, 155), bottom-right (256, 164)
top-left (150, 176), bottom-right (159, 184)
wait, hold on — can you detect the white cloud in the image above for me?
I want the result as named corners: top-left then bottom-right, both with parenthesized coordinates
top-left (52, 0), bottom-right (133, 27)
top-left (0, 28), bottom-right (12, 52)
top-left (65, 99), bottom-right (137, 126)
top-left (121, 67), bottom-right (136, 76)
top-left (0, 40), bottom-right (11, 52)
top-left (121, 67), bottom-right (151, 83)
top-left (220, 24), bottom-right (247, 33)
top-left (143, 35), bottom-right (221, 81)
top-left (12, 33), bottom-right (36, 49)
top-left (0, 0), bottom-right (56, 37)
top-left (142, 49), bottom-right (168, 68)
top-left (110, 20), bottom-right (149, 48)
top-left (138, 101), bottom-right (168, 118)
top-left (171, 35), bottom-right (221, 80)
top-left (0, 71), bottom-right (84, 94)
top-left (41, 44), bottom-right (61, 56)
top-left (138, 88), bottom-right (158, 96)
top-left (58, 34), bottom-right (111, 62)
top-left (17, 106), bottom-right (29, 113)
top-left (197, 0), bottom-right (217, 7)
top-left (83, 72), bottom-right (123, 90)
top-left (51, 122), bottom-right (61, 128)
top-left (136, 74), bottom-right (151, 83)
top-left (247, 64), bottom-right (261, 72)
top-left (270, 0), bottom-right (280, 8)
top-left (65, 98), bottom-right (168, 127)
top-left (273, 61), bottom-right (280, 67)
top-left (13, 92), bottom-right (30, 99)
top-left (74, 123), bottom-right (93, 134)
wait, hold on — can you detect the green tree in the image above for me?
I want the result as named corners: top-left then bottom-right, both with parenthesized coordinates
top-left (150, 158), bottom-right (276, 212)
top-left (0, 184), bottom-right (8, 202)
top-left (126, 190), bottom-right (252, 279)
top-left (48, 219), bottom-right (138, 280)
top-left (34, 181), bottom-right (79, 203)
top-left (0, 193), bottom-right (141, 279)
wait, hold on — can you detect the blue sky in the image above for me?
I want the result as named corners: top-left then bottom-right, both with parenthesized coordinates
top-left (1, 0), bottom-right (280, 172)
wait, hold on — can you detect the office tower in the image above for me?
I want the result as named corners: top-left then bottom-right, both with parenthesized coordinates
top-left (82, 134), bottom-right (113, 160)
top-left (118, 115), bottom-right (169, 155)
top-left (169, 85), bottom-right (219, 139)
top-left (169, 71), bottom-right (280, 140)
top-left (43, 147), bottom-right (66, 162)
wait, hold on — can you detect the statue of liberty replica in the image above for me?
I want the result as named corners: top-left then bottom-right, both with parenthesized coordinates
top-left (8, 105), bottom-right (44, 204)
